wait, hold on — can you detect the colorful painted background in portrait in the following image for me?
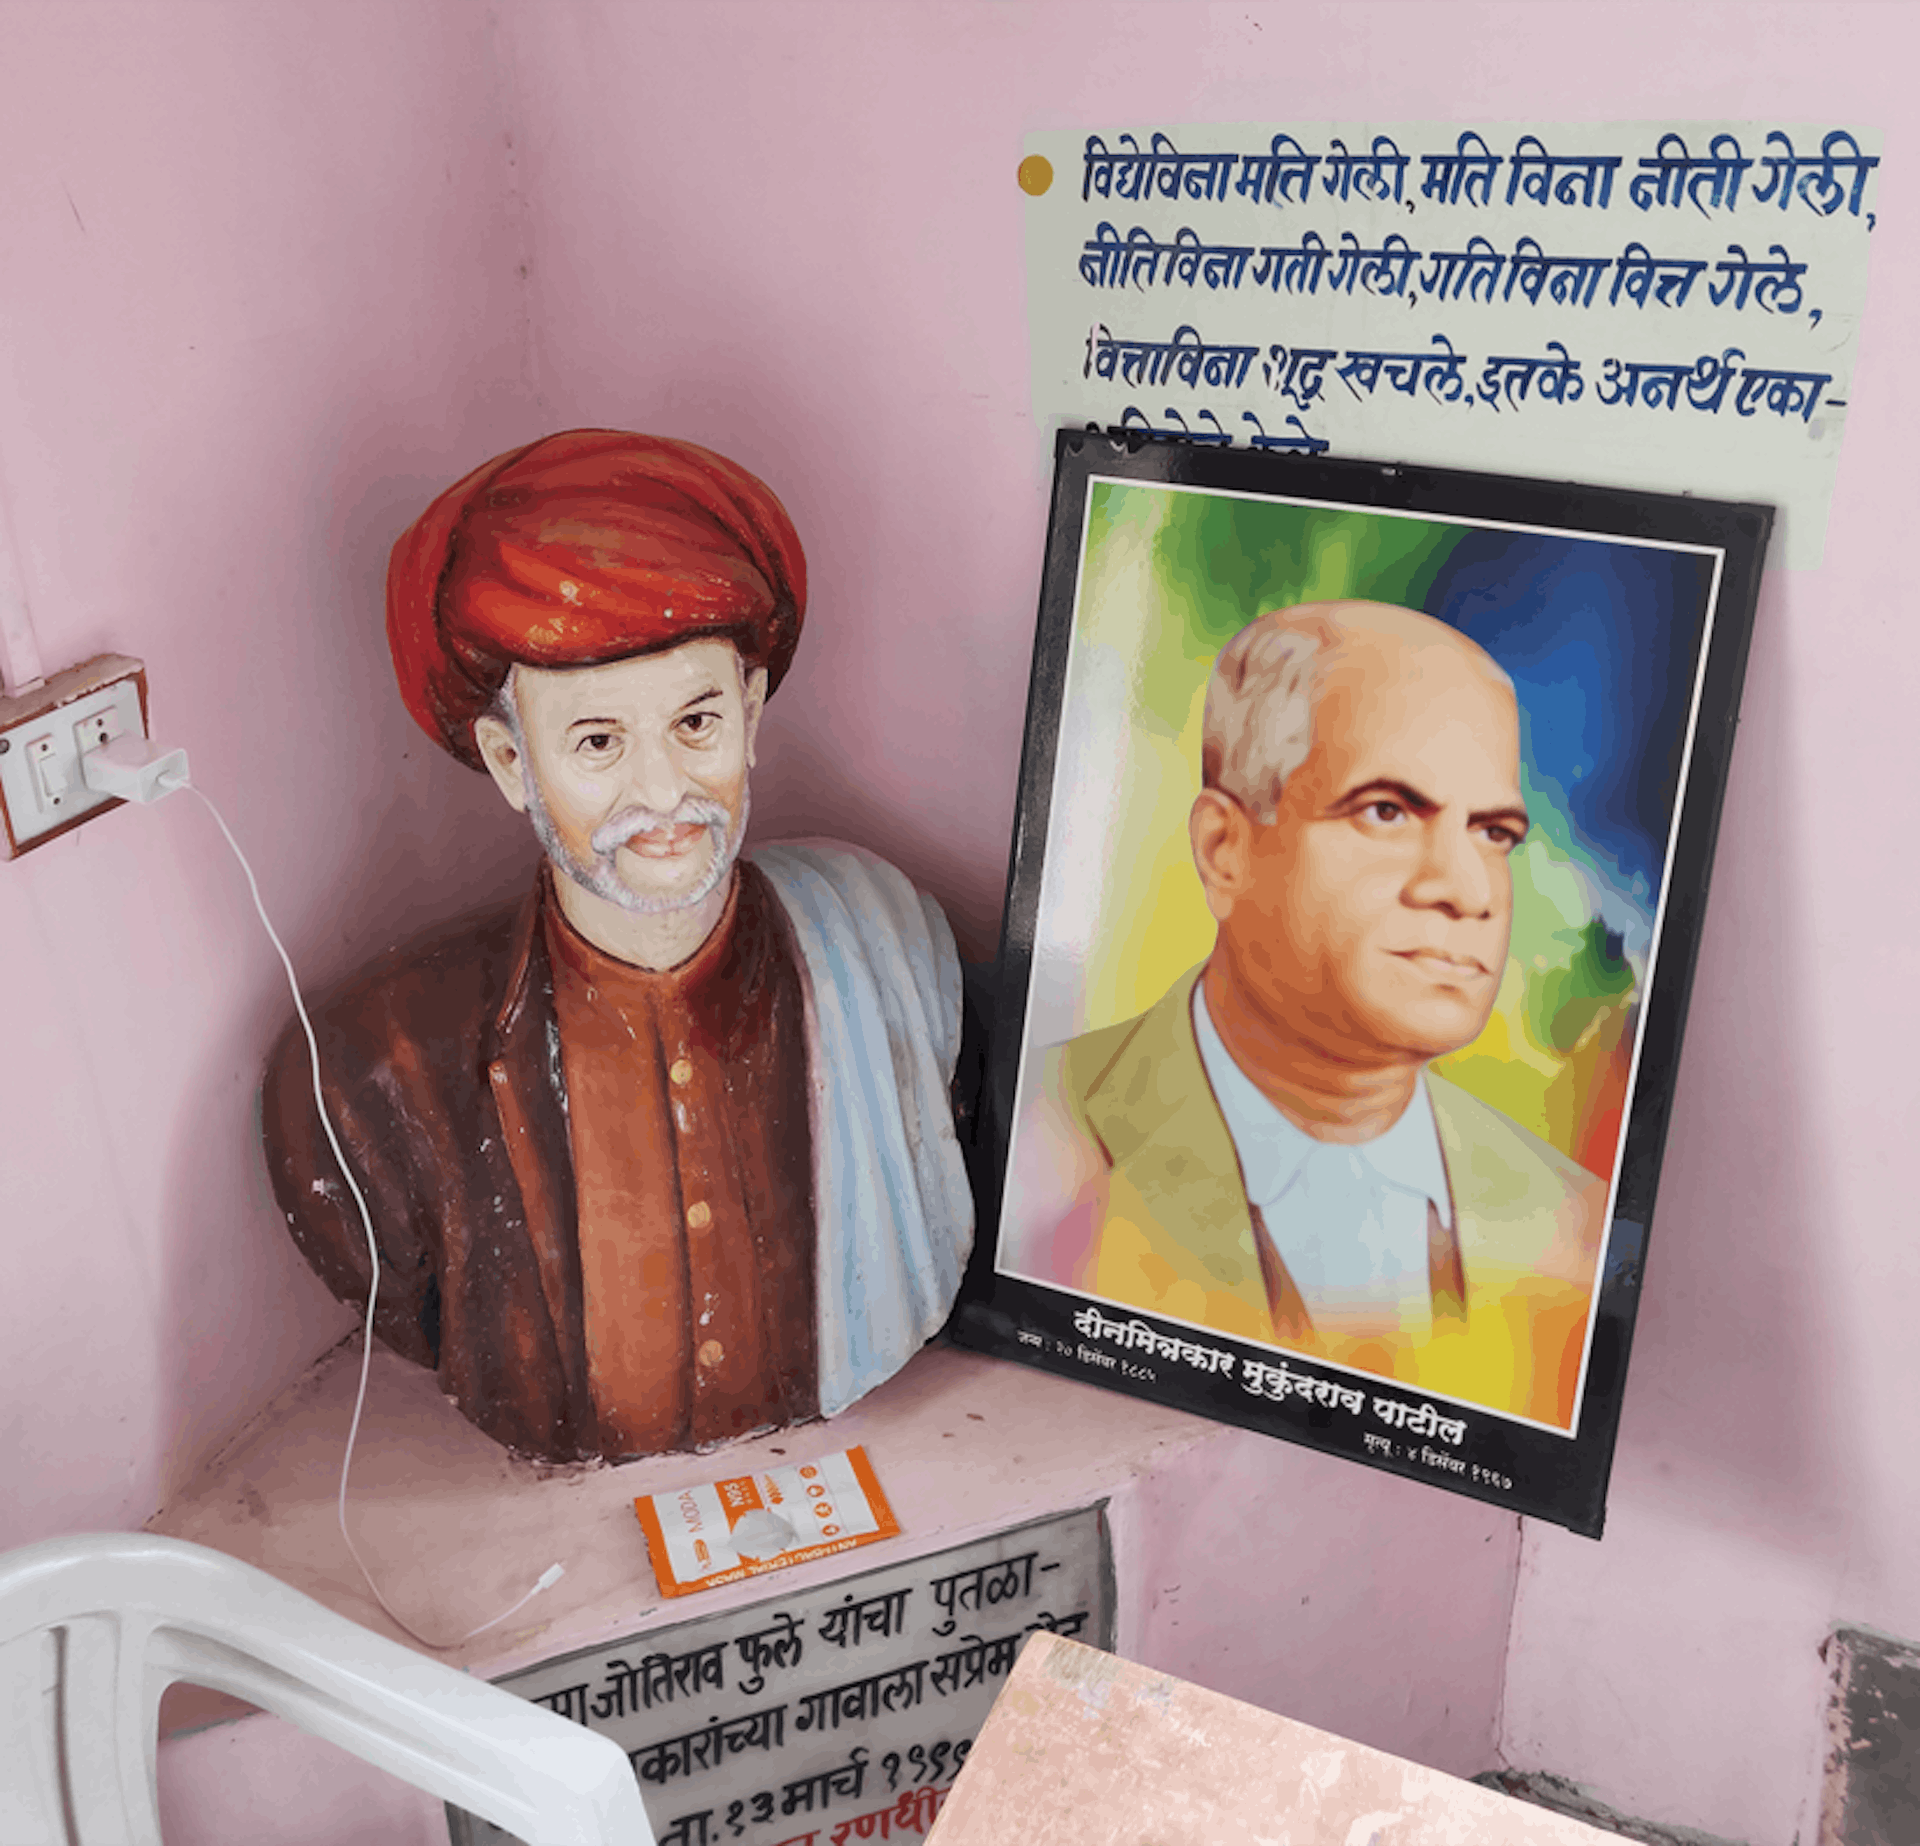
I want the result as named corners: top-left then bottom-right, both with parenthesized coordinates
top-left (1026, 478), bottom-right (1717, 1185)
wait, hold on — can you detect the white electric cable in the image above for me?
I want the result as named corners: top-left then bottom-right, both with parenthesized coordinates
top-left (188, 784), bottom-right (565, 1649)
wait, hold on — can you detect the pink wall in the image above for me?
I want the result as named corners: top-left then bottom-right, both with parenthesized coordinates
top-left (483, 21), bottom-right (1920, 1836)
top-left (3, 5), bottom-right (1917, 1844)
top-left (0, 0), bottom-right (556, 1543)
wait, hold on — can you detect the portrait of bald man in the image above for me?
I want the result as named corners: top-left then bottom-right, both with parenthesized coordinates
top-left (263, 430), bottom-right (972, 1464)
top-left (1004, 600), bottom-right (1606, 1429)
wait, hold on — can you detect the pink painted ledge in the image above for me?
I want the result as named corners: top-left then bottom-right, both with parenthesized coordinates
top-left (932, 1631), bottom-right (1611, 1846)
top-left (148, 1340), bottom-right (1221, 1735)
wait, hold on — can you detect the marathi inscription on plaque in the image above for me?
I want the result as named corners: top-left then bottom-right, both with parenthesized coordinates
top-left (448, 1506), bottom-right (1113, 1846)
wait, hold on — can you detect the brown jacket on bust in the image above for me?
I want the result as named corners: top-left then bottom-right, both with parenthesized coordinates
top-left (265, 861), bottom-right (820, 1461)
top-left (263, 875), bottom-right (603, 1458)
top-left (265, 840), bottom-right (975, 1462)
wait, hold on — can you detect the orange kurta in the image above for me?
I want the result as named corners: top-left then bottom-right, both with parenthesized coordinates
top-left (545, 864), bottom-right (817, 1458)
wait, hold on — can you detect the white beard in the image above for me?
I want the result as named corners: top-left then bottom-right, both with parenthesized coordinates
top-left (524, 781), bottom-right (748, 916)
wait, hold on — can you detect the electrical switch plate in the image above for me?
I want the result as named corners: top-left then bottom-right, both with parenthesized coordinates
top-left (0, 654), bottom-right (149, 858)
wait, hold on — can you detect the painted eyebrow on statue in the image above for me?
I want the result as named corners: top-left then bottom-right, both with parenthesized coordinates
top-left (677, 686), bottom-right (727, 713)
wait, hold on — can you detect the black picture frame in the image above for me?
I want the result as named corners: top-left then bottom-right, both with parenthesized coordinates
top-left (949, 429), bottom-right (1771, 1537)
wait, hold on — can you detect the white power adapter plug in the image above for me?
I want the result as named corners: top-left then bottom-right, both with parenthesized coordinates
top-left (81, 733), bottom-right (190, 803)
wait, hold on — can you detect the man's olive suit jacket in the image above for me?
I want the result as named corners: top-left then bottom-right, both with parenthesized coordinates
top-left (1036, 968), bottom-right (1607, 1427)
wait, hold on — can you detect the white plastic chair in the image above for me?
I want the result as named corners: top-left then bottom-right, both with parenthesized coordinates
top-left (0, 1532), bottom-right (654, 1846)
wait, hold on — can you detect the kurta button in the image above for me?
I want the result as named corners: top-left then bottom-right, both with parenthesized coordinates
top-left (698, 1339), bottom-right (725, 1369)
top-left (669, 1058), bottom-right (694, 1086)
top-left (686, 1201), bottom-right (712, 1230)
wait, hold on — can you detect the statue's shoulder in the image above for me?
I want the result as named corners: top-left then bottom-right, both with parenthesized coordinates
top-left (750, 838), bottom-right (954, 964)
top-left (748, 839), bottom-right (961, 1061)
top-left (266, 884), bottom-right (535, 1090)
top-left (749, 837), bottom-right (920, 907)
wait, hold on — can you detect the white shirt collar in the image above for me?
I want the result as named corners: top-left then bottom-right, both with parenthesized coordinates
top-left (1192, 982), bottom-right (1453, 1229)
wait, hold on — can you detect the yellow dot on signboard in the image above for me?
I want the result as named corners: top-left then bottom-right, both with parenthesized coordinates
top-left (1017, 155), bottom-right (1054, 196)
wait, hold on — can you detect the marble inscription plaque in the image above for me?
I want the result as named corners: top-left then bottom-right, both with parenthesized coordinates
top-left (448, 1505), bottom-right (1112, 1846)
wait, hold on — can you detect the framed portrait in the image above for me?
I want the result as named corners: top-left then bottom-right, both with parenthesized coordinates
top-left (950, 431), bottom-right (1770, 1536)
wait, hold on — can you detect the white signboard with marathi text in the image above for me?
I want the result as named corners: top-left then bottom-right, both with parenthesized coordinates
top-left (448, 1507), bottom-right (1112, 1846)
top-left (1022, 122), bottom-right (1880, 567)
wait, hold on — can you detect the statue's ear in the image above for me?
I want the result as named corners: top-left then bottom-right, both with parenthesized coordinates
top-left (742, 663), bottom-right (769, 768)
top-left (473, 713), bottom-right (530, 814)
top-left (1190, 788), bottom-right (1255, 922)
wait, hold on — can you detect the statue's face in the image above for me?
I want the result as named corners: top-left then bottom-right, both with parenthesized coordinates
top-left (476, 639), bottom-right (765, 915)
top-left (1214, 633), bottom-right (1528, 1067)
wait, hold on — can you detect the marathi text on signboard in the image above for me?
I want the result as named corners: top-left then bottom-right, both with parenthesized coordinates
top-left (1022, 121), bottom-right (1880, 567)
top-left (449, 1506), bottom-right (1112, 1846)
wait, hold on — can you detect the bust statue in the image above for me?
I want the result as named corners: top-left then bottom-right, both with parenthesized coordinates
top-left (263, 430), bottom-right (974, 1461)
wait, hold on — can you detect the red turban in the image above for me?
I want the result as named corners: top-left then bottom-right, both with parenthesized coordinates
top-left (387, 429), bottom-right (807, 769)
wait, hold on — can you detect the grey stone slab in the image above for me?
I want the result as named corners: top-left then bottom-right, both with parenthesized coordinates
top-left (1823, 1626), bottom-right (1920, 1846)
top-left (448, 1505), bottom-right (1112, 1846)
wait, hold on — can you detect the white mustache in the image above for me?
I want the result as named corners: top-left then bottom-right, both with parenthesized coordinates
top-left (591, 797), bottom-right (731, 857)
